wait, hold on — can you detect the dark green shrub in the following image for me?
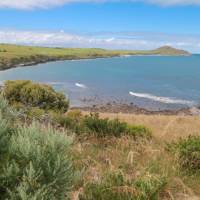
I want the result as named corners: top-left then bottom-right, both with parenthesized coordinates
top-left (168, 136), bottom-right (200, 174)
top-left (49, 110), bottom-right (84, 133)
top-left (82, 113), bottom-right (151, 138)
top-left (127, 125), bottom-right (152, 139)
top-left (82, 113), bottom-right (127, 137)
top-left (4, 80), bottom-right (69, 112)
top-left (79, 171), bottom-right (166, 200)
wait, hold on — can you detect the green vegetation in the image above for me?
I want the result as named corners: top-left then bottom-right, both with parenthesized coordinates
top-left (168, 136), bottom-right (200, 174)
top-left (3, 80), bottom-right (151, 138)
top-left (48, 110), bottom-right (152, 138)
top-left (82, 113), bottom-right (151, 138)
top-left (4, 80), bottom-right (69, 112)
top-left (150, 46), bottom-right (189, 55)
top-left (0, 96), bottom-right (74, 200)
top-left (0, 80), bottom-right (200, 199)
top-left (0, 44), bottom-right (190, 70)
top-left (80, 172), bottom-right (166, 200)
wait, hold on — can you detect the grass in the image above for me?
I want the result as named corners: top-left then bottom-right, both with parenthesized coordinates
top-left (1, 81), bottom-right (200, 199)
top-left (85, 112), bottom-right (200, 141)
top-left (0, 44), bottom-right (189, 70)
top-left (72, 111), bottom-right (200, 199)
top-left (167, 136), bottom-right (200, 174)
top-left (71, 132), bottom-right (200, 199)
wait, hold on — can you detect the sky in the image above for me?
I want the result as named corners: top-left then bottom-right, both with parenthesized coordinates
top-left (0, 0), bottom-right (200, 52)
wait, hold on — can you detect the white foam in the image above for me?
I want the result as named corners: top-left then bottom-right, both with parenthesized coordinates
top-left (46, 82), bottom-right (66, 85)
top-left (129, 91), bottom-right (194, 105)
top-left (75, 83), bottom-right (87, 89)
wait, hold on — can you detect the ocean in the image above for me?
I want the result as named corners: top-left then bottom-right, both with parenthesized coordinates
top-left (0, 55), bottom-right (200, 110)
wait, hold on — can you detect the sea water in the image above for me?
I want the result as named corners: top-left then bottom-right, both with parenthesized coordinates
top-left (0, 55), bottom-right (200, 110)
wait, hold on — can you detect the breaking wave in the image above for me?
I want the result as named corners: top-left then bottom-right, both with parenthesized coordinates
top-left (75, 83), bottom-right (87, 89)
top-left (46, 82), bottom-right (66, 85)
top-left (129, 91), bottom-right (194, 105)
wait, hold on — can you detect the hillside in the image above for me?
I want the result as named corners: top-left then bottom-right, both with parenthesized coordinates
top-left (0, 44), bottom-right (190, 70)
top-left (151, 46), bottom-right (190, 55)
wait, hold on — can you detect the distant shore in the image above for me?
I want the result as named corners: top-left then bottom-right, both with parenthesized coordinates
top-left (0, 44), bottom-right (190, 71)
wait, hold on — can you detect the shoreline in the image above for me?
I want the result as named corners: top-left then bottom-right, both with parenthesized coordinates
top-left (0, 52), bottom-right (191, 72)
top-left (71, 103), bottom-right (200, 116)
top-left (0, 55), bottom-right (119, 71)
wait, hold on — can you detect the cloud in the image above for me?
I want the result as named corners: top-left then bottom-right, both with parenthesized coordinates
top-left (0, 0), bottom-right (200, 10)
top-left (0, 29), bottom-right (200, 52)
top-left (147, 0), bottom-right (200, 6)
top-left (0, 0), bottom-right (105, 10)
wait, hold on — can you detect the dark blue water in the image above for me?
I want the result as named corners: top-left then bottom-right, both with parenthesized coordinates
top-left (0, 55), bottom-right (200, 110)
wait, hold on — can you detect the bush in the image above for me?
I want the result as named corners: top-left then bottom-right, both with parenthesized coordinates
top-left (168, 136), bottom-right (200, 174)
top-left (49, 110), bottom-right (83, 133)
top-left (0, 94), bottom-right (17, 166)
top-left (67, 110), bottom-right (82, 121)
top-left (82, 113), bottom-right (151, 138)
top-left (82, 113), bottom-right (128, 137)
top-left (4, 80), bottom-right (69, 112)
top-left (79, 171), bottom-right (166, 200)
top-left (0, 118), bottom-right (75, 199)
top-left (0, 114), bottom-right (12, 167)
top-left (27, 107), bottom-right (46, 120)
top-left (127, 125), bottom-right (152, 139)
top-left (52, 112), bottom-right (151, 139)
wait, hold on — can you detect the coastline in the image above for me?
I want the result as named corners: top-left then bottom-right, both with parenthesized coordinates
top-left (0, 44), bottom-right (191, 71)
top-left (71, 103), bottom-right (200, 116)
top-left (0, 54), bottom-right (119, 71)
top-left (1, 53), bottom-right (190, 71)
top-left (0, 45), bottom-right (196, 116)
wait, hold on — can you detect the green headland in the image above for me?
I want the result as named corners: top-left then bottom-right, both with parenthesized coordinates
top-left (0, 44), bottom-right (190, 70)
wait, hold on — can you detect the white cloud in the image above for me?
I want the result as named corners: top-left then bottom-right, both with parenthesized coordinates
top-left (0, 0), bottom-right (200, 10)
top-left (0, 30), bottom-right (200, 52)
top-left (145, 0), bottom-right (200, 6)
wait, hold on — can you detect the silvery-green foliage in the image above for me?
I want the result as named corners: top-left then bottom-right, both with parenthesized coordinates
top-left (7, 162), bottom-right (49, 200)
top-left (0, 117), bottom-right (74, 199)
top-left (0, 113), bottom-right (11, 156)
top-left (0, 93), bottom-right (18, 122)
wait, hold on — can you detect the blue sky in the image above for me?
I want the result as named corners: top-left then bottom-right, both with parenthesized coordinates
top-left (0, 0), bottom-right (200, 52)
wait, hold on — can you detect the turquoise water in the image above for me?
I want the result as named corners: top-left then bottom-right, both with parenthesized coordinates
top-left (0, 55), bottom-right (200, 110)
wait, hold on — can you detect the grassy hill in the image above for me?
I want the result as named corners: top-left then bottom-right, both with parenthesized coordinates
top-left (0, 44), bottom-right (190, 70)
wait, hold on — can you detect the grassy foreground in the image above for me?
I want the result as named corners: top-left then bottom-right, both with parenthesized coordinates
top-left (0, 44), bottom-right (190, 70)
top-left (1, 80), bottom-right (200, 199)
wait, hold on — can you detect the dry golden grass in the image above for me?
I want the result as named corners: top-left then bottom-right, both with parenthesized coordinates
top-left (72, 135), bottom-right (200, 199)
top-left (82, 112), bottom-right (200, 142)
top-left (71, 112), bottom-right (200, 199)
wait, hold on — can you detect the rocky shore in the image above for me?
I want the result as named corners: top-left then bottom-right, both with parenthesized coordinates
top-left (72, 103), bottom-right (200, 116)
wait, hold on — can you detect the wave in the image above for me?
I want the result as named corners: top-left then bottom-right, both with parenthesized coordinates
top-left (129, 91), bottom-right (194, 105)
top-left (75, 83), bottom-right (87, 89)
top-left (46, 82), bottom-right (66, 85)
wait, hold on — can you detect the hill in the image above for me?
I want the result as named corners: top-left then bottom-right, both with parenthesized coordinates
top-left (151, 46), bottom-right (190, 55)
top-left (0, 44), bottom-right (190, 70)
